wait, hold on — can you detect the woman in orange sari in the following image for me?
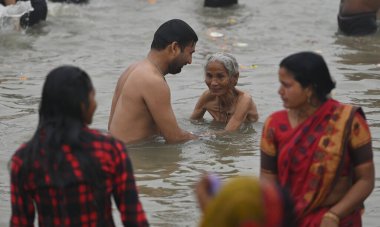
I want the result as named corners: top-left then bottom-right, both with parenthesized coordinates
top-left (260, 52), bottom-right (374, 227)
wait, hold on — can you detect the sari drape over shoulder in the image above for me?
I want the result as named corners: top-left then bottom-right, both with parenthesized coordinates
top-left (260, 99), bottom-right (372, 226)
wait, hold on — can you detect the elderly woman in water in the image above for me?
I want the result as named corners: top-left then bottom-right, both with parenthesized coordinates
top-left (191, 52), bottom-right (258, 132)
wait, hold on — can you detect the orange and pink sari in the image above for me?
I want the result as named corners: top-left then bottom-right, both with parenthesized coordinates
top-left (261, 99), bottom-right (372, 226)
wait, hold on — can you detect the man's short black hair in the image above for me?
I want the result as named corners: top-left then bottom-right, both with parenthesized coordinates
top-left (151, 19), bottom-right (198, 51)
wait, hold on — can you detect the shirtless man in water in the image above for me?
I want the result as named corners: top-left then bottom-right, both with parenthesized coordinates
top-left (338, 0), bottom-right (380, 35)
top-left (108, 19), bottom-right (198, 144)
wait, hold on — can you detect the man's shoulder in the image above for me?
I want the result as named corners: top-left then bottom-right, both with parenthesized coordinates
top-left (119, 63), bottom-right (150, 92)
top-left (120, 61), bottom-right (143, 80)
top-left (124, 61), bottom-right (166, 85)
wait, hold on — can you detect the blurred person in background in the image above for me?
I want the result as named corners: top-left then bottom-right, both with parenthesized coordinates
top-left (0, 0), bottom-right (47, 28)
top-left (338, 0), bottom-right (380, 35)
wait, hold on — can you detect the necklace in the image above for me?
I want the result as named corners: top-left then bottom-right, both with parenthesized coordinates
top-left (218, 92), bottom-right (238, 123)
top-left (147, 58), bottom-right (165, 78)
top-left (218, 101), bottom-right (229, 124)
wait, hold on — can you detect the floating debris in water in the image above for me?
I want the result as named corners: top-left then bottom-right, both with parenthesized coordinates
top-left (209, 31), bottom-right (224, 38)
top-left (227, 17), bottom-right (237, 25)
top-left (233, 42), bottom-right (248, 47)
top-left (239, 64), bottom-right (258, 70)
top-left (147, 0), bottom-right (157, 4)
top-left (20, 75), bottom-right (28, 80)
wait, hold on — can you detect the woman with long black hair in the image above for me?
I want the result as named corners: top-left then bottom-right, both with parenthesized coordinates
top-left (9, 66), bottom-right (148, 226)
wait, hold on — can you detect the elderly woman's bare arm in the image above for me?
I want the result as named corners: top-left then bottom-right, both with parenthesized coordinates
top-left (191, 92), bottom-right (208, 120)
top-left (225, 93), bottom-right (257, 132)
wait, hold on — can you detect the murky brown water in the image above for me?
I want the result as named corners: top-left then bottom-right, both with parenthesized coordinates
top-left (1, 0), bottom-right (379, 226)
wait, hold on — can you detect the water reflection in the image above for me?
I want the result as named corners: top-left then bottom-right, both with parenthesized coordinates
top-left (126, 141), bottom-right (196, 226)
top-left (123, 121), bottom-right (259, 226)
top-left (194, 3), bottom-right (254, 55)
top-left (333, 32), bottom-right (380, 132)
top-left (128, 142), bottom-right (182, 189)
top-left (335, 34), bottom-right (380, 66)
top-left (197, 4), bottom-right (252, 28)
top-left (0, 89), bottom-right (39, 121)
top-left (343, 72), bottom-right (380, 81)
top-left (351, 97), bottom-right (380, 109)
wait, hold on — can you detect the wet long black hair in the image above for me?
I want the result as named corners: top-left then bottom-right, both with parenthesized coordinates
top-left (280, 51), bottom-right (336, 102)
top-left (18, 65), bottom-right (104, 196)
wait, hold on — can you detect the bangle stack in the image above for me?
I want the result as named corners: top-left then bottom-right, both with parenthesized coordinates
top-left (324, 211), bottom-right (340, 224)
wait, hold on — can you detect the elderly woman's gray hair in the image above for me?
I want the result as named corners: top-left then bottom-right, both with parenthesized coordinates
top-left (205, 52), bottom-right (239, 77)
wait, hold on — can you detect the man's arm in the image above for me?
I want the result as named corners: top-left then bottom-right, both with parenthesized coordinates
top-left (144, 77), bottom-right (196, 143)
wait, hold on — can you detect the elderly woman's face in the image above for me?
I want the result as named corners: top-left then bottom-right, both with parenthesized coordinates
top-left (205, 61), bottom-right (233, 96)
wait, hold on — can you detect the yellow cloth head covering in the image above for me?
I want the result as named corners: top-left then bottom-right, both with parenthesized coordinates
top-left (200, 176), bottom-right (266, 227)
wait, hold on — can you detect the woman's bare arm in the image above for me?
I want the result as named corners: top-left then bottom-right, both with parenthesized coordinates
top-left (328, 162), bottom-right (374, 218)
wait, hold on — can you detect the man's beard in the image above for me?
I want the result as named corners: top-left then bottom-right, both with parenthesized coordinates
top-left (168, 59), bottom-right (183, 74)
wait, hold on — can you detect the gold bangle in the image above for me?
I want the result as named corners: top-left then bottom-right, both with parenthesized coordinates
top-left (324, 211), bottom-right (340, 224)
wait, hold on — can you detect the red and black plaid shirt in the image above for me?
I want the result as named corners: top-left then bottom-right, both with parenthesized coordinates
top-left (10, 127), bottom-right (148, 227)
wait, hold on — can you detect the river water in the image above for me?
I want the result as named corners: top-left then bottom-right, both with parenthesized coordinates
top-left (0, 0), bottom-right (379, 226)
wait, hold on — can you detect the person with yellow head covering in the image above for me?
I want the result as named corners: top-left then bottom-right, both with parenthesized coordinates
top-left (196, 175), bottom-right (295, 227)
